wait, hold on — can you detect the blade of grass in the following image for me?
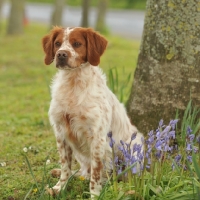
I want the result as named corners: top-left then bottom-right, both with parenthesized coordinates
top-left (23, 153), bottom-right (40, 193)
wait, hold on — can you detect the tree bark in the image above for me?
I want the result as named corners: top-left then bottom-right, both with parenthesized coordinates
top-left (7, 0), bottom-right (25, 35)
top-left (81, 0), bottom-right (90, 27)
top-left (95, 0), bottom-right (108, 33)
top-left (50, 0), bottom-right (65, 27)
top-left (127, 0), bottom-right (200, 134)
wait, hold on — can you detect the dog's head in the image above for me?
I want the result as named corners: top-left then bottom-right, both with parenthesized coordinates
top-left (42, 26), bottom-right (108, 69)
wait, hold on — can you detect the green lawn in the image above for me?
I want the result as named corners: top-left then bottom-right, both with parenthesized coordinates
top-left (28, 0), bottom-right (146, 10)
top-left (0, 23), bottom-right (140, 199)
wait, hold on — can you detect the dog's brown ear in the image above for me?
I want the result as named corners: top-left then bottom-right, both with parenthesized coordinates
top-left (42, 26), bottom-right (64, 65)
top-left (42, 34), bottom-right (54, 65)
top-left (86, 29), bottom-right (108, 66)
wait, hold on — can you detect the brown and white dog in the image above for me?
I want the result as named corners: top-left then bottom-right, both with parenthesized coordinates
top-left (42, 26), bottom-right (144, 197)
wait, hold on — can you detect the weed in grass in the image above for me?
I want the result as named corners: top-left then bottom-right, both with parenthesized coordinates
top-left (108, 67), bottom-right (132, 103)
top-left (180, 100), bottom-right (200, 143)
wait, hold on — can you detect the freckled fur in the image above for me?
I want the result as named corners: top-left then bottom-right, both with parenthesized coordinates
top-left (42, 26), bottom-right (144, 198)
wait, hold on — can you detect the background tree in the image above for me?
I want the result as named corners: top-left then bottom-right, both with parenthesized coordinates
top-left (95, 0), bottom-right (108, 33)
top-left (0, 0), bottom-right (4, 31)
top-left (81, 0), bottom-right (90, 27)
top-left (0, 0), bottom-right (4, 20)
top-left (50, 0), bottom-right (65, 27)
top-left (127, 0), bottom-right (200, 133)
top-left (7, 0), bottom-right (25, 35)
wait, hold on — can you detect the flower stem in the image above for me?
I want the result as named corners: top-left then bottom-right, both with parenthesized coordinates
top-left (198, 143), bottom-right (200, 167)
top-left (128, 166), bottom-right (132, 189)
top-left (112, 146), bottom-right (118, 195)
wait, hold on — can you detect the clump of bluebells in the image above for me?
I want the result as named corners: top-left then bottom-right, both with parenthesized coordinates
top-left (107, 119), bottom-right (200, 197)
top-left (172, 126), bottom-right (199, 172)
top-left (107, 131), bottom-right (145, 194)
top-left (145, 119), bottom-right (179, 170)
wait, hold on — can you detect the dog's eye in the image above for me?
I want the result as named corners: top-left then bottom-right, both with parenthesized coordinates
top-left (55, 41), bottom-right (61, 47)
top-left (73, 42), bottom-right (81, 48)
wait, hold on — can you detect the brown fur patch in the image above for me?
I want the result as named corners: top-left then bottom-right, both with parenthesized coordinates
top-left (42, 26), bottom-right (64, 65)
top-left (69, 28), bottom-right (108, 66)
top-left (92, 161), bottom-right (103, 182)
top-left (51, 168), bottom-right (61, 178)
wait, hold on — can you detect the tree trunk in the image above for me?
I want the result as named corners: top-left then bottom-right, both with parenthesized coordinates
top-left (50, 0), bottom-right (65, 27)
top-left (95, 0), bottom-right (108, 33)
top-left (127, 0), bottom-right (200, 134)
top-left (81, 0), bottom-right (90, 27)
top-left (7, 0), bottom-right (25, 35)
top-left (0, 0), bottom-right (4, 31)
top-left (0, 0), bottom-right (4, 19)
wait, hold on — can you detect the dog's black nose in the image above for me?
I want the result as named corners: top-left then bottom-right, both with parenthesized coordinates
top-left (57, 50), bottom-right (68, 59)
top-left (56, 50), bottom-right (68, 68)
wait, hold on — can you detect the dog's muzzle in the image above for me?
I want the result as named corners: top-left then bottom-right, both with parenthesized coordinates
top-left (56, 50), bottom-right (68, 68)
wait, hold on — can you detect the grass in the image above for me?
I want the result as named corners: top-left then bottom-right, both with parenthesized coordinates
top-left (0, 22), bottom-right (140, 199)
top-left (27, 0), bottom-right (147, 10)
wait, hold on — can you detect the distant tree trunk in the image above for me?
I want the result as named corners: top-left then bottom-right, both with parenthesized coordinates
top-left (95, 0), bottom-right (108, 33)
top-left (81, 0), bottom-right (90, 27)
top-left (0, 0), bottom-right (4, 19)
top-left (0, 0), bottom-right (4, 30)
top-left (127, 0), bottom-right (200, 134)
top-left (50, 0), bottom-right (65, 27)
top-left (7, 0), bottom-right (25, 35)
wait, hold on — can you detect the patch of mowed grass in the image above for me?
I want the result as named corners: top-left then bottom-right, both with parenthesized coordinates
top-left (27, 0), bottom-right (146, 10)
top-left (0, 23), bottom-right (140, 199)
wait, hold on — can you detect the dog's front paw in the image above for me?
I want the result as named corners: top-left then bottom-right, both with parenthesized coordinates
top-left (46, 184), bottom-right (61, 196)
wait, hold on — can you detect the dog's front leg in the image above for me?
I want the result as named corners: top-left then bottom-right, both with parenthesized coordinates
top-left (90, 138), bottom-right (106, 198)
top-left (47, 125), bottom-right (72, 195)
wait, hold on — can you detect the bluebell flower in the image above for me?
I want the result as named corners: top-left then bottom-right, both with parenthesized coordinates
top-left (187, 155), bottom-right (192, 163)
top-left (114, 156), bottom-right (118, 164)
top-left (163, 125), bottom-right (171, 135)
top-left (156, 130), bottom-right (161, 139)
top-left (186, 143), bottom-right (192, 152)
top-left (131, 132), bottom-right (137, 141)
top-left (107, 131), bottom-right (112, 138)
top-left (159, 119), bottom-right (164, 127)
top-left (109, 137), bottom-right (115, 148)
top-left (193, 146), bottom-right (198, 154)
top-left (148, 130), bottom-right (154, 137)
top-left (169, 131), bottom-right (175, 139)
top-left (174, 154), bottom-right (182, 163)
top-left (132, 143), bottom-right (142, 154)
top-left (131, 165), bottom-right (137, 174)
top-left (169, 119), bottom-right (179, 130)
top-left (138, 151), bottom-right (144, 161)
top-left (118, 146), bottom-right (125, 154)
top-left (196, 135), bottom-right (200, 144)
top-left (146, 165), bottom-right (150, 169)
top-left (155, 151), bottom-right (162, 159)
top-left (155, 140), bottom-right (162, 151)
top-left (107, 132), bottom-right (115, 148)
top-left (172, 154), bottom-right (182, 170)
top-left (120, 140), bottom-right (124, 146)
top-left (118, 166), bottom-right (122, 174)
top-left (188, 134), bottom-right (195, 142)
top-left (186, 126), bottom-right (192, 135)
